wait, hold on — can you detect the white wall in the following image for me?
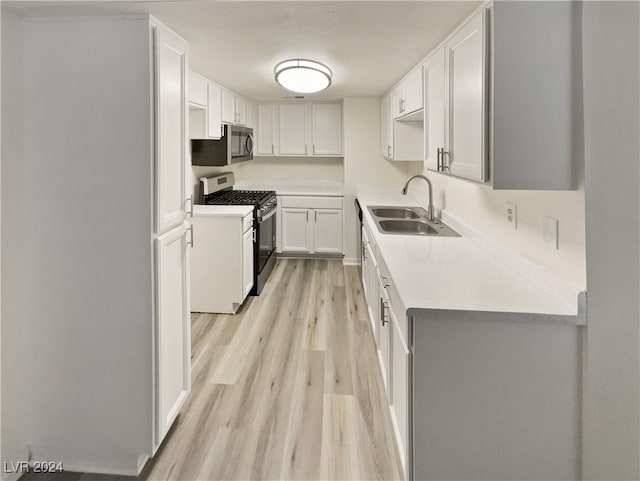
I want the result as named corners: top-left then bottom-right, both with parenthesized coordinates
top-left (343, 97), bottom-right (422, 263)
top-left (235, 156), bottom-right (343, 183)
top-left (0, 10), bottom-right (29, 479)
top-left (415, 172), bottom-right (586, 286)
top-left (581, 2), bottom-right (640, 479)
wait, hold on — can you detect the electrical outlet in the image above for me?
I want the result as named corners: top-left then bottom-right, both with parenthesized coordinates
top-left (505, 202), bottom-right (517, 229)
top-left (543, 216), bottom-right (559, 249)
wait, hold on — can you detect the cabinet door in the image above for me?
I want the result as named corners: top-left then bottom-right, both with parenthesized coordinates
top-left (257, 104), bottom-right (277, 155)
top-left (381, 93), bottom-right (393, 159)
top-left (377, 273), bottom-right (391, 391)
top-left (221, 89), bottom-right (236, 124)
top-left (278, 104), bottom-right (308, 155)
top-left (313, 208), bottom-right (343, 254)
top-left (156, 224), bottom-right (191, 444)
top-left (446, 10), bottom-right (487, 181)
top-left (188, 71), bottom-right (207, 108)
top-left (391, 86), bottom-right (404, 119)
top-left (403, 68), bottom-right (424, 115)
top-left (425, 49), bottom-right (446, 172)
top-left (235, 97), bottom-right (247, 126)
top-left (242, 227), bottom-right (254, 299)
top-left (281, 208), bottom-right (310, 252)
top-left (364, 238), bottom-right (379, 346)
top-left (154, 25), bottom-right (187, 234)
top-left (207, 81), bottom-right (222, 139)
top-left (311, 103), bottom-right (343, 155)
top-left (391, 307), bottom-right (409, 477)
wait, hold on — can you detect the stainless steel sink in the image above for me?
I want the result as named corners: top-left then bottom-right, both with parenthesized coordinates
top-left (379, 220), bottom-right (439, 235)
top-left (370, 207), bottom-right (421, 219)
top-left (367, 205), bottom-right (460, 237)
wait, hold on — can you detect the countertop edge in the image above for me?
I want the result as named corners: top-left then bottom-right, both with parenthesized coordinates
top-left (407, 307), bottom-right (586, 326)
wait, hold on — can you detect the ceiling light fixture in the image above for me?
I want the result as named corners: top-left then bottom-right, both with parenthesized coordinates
top-left (274, 59), bottom-right (332, 94)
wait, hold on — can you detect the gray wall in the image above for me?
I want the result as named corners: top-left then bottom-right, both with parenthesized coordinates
top-left (1, 10), bottom-right (30, 479)
top-left (582, 2), bottom-right (640, 479)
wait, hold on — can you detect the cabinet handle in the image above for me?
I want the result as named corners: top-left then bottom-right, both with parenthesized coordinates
top-left (312, 144), bottom-right (316, 155)
top-left (253, 229), bottom-right (256, 242)
top-left (306, 210), bottom-right (309, 222)
top-left (381, 276), bottom-right (390, 288)
top-left (271, 144), bottom-right (274, 155)
top-left (437, 148), bottom-right (442, 171)
top-left (186, 194), bottom-right (194, 217)
top-left (380, 298), bottom-right (389, 326)
top-left (187, 225), bottom-right (194, 248)
top-left (314, 210), bottom-right (317, 222)
top-left (442, 149), bottom-right (450, 172)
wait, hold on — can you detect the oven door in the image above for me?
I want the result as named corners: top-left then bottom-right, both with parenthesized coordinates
top-left (252, 207), bottom-right (276, 295)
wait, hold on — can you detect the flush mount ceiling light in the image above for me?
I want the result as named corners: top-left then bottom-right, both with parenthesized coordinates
top-left (274, 59), bottom-right (332, 94)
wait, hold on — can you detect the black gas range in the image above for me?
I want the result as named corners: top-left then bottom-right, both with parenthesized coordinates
top-left (200, 173), bottom-right (277, 296)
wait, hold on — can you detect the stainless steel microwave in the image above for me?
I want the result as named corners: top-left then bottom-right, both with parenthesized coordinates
top-left (191, 125), bottom-right (253, 166)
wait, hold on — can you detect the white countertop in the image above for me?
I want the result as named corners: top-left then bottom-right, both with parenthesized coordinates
top-left (193, 205), bottom-right (254, 217)
top-left (357, 186), bottom-right (585, 325)
top-left (235, 180), bottom-right (344, 196)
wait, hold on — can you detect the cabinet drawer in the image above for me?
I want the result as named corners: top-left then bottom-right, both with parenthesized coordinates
top-left (242, 212), bottom-right (254, 233)
top-left (280, 196), bottom-right (343, 209)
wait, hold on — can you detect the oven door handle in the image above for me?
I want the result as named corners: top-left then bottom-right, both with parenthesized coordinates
top-left (259, 208), bottom-right (276, 222)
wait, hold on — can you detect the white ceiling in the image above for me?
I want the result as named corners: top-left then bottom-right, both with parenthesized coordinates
top-left (5, 1), bottom-right (481, 101)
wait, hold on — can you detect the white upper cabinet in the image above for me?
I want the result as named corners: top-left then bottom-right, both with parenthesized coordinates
top-left (188, 71), bottom-right (207, 108)
top-left (311, 103), bottom-right (343, 155)
top-left (235, 96), bottom-right (247, 126)
top-left (155, 24), bottom-right (187, 234)
top-left (445, 9), bottom-right (487, 182)
top-left (221, 88), bottom-right (236, 124)
top-left (262, 102), bottom-right (343, 157)
top-left (424, 48), bottom-right (446, 172)
top-left (221, 88), bottom-right (248, 126)
top-left (381, 92), bottom-right (393, 160)
top-left (278, 103), bottom-right (308, 155)
top-left (491, 2), bottom-right (579, 190)
top-left (206, 81), bottom-right (222, 139)
top-left (393, 68), bottom-right (424, 119)
top-left (256, 104), bottom-right (277, 155)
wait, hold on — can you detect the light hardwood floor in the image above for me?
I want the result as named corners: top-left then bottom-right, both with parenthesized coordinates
top-left (23, 259), bottom-right (404, 481)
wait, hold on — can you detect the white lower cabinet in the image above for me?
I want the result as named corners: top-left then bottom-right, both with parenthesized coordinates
top-left (242, 226), bottom-right (254, 299)
top-left (156, 223), bottom-right (191, 444)
top-left (278, 196), bottom-right (343, 255)
top-left (377, 269), bottom-right (391, 392)
top-left (361, 219), bottom-right (408, 478)
top-left (390, 307), bottom-right (409, 478)
top-left (281, 208), bottom-right (311, 252)
top-left (190, 210), bottom-right (254, 313)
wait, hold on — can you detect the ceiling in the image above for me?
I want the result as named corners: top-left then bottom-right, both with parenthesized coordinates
top-left (4, 1), bottom-right (481, 101)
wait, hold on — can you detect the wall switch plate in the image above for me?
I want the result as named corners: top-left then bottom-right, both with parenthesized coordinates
top-left (505, 202), bottom-right (517, 229)
top-left (543, 216), bottom-right (559, 249)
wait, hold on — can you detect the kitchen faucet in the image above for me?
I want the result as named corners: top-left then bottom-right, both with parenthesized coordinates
top-left (401, 174), bottom-right (435, 221)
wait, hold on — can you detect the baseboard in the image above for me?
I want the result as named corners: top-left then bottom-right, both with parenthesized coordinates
top-left (2, 447), bottom-right (30, 481)
top-left (342, 257), bottom-right (361, 266)
top-left (276, 253), bottom-right (344, 260)
top-left (28, 445), bottom-right (143, 477)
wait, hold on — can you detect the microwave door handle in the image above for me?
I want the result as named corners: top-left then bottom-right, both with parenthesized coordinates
top-left (246, 134), bottom-right (253, 155)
